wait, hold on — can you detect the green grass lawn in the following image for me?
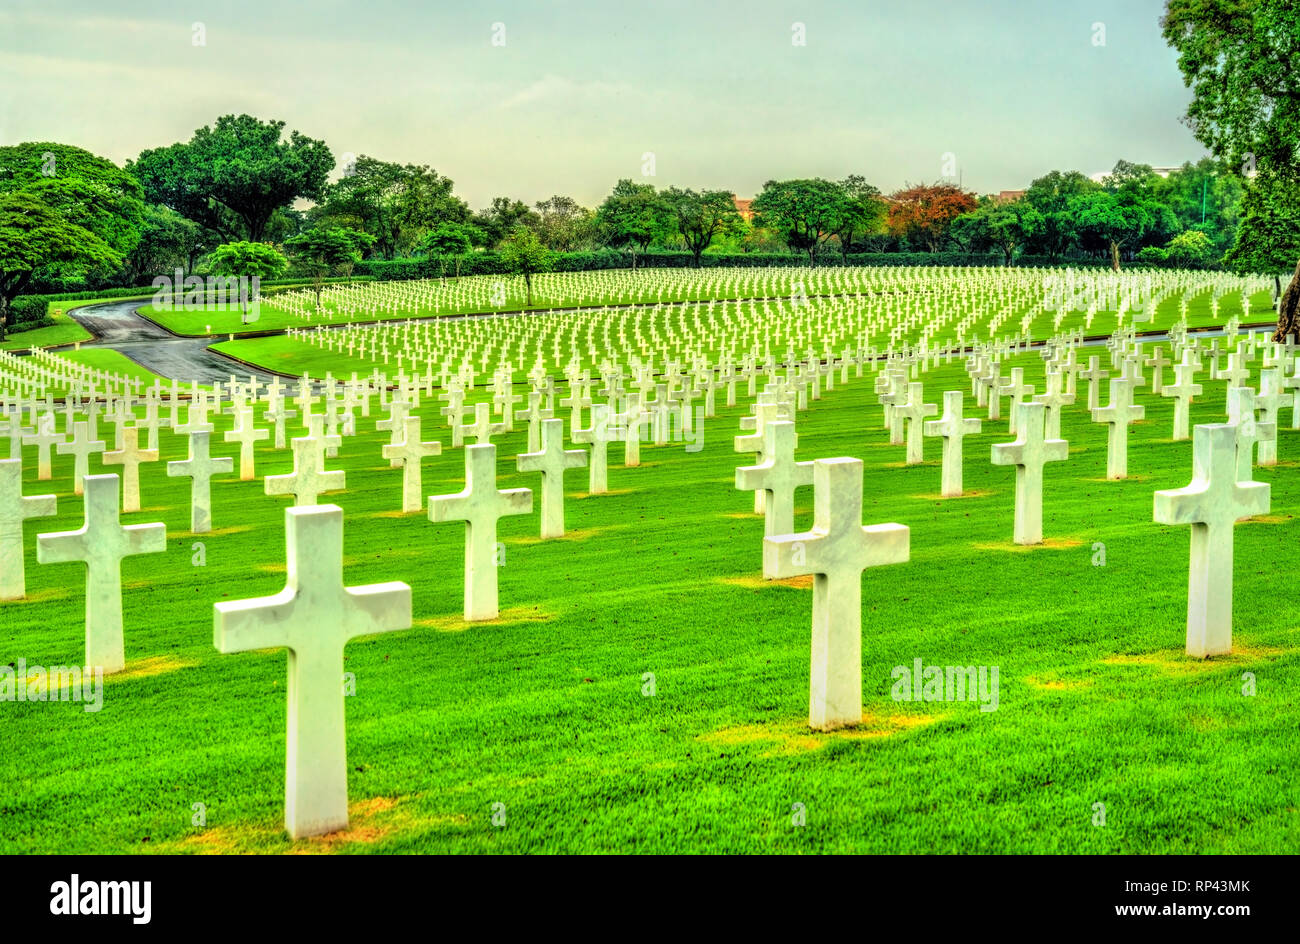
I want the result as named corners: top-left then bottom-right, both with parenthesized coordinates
top-left (2, 344), bottom-right (1297, 853)
top-left (0, 305), bottom-right (95, 352)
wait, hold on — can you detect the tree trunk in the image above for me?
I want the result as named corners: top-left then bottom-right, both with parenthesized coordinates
top-left (524, 272), bottom-right (533, 307)
top-left (1273, 259), bottom-right (1300, 343)
top-left (1110, 240), bottom-right (1121, 272)
top-left (0, 296), bottom-right (8, 342)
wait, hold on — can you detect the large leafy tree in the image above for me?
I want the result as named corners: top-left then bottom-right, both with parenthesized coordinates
top-left (886, 183), bottom-right (978, 252)
top-left (125, 205), bottom-right (205, 283)
top-left (1162, 0), bottom-right (1300, 338)
top-left (207, 241), bottom-right (288, 323)
top-left (419, 221), bottom-right (482, 279)
top-left (751, 177), bottom-right (846, 266)
top-left (830, 175), bottom-right (885, 262)
top-left (498, 225), bottom-right (553, 307)
top-left (284, 228), bottom-right (375, 311)
top-left (1068, 190), bottom-right (1154, 271)
top-left (473, 197), bottom-right (540, 248)
top-left (951, 200), bottom-right (1043, 265)
top-left (0, 192), bottom-right (120, 339)
top-left (661, 188), bottom-right (741, 267)
top-left (1023, 170), bottom-right (1100, 259)
top-left (0, 142), bottom-right (146, 259)
top-left (130, 114), bottom-right (332, 243)
top-left (533, 195), bottom-right (594, 252)
top-left (312, 156), bottom-right (469, 259)
top-left (594, 179), bottom-right (672, 270)
top-left (1224, 167), bottom-right (1300, 291)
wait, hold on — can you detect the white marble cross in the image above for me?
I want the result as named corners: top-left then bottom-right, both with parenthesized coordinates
top-left (214, 504), bottom-right (412, 838)
top-left (381, 415), bottom-right (441, 513)
top-left (1162, 361), bottom-right (1202, 441)
top-left (763, 457), bottom-right (909, 731)
top-left (735, 420), bottom-right (812, 537)
top-left (924, 391), bottom-right (982, 497)
top-left (22, 417), bottom-right (64, 481)
top-left (516, 418), bottom-right (586, 538)
top-left (428, 443), bottom-right (532, 621)
top-left (991, 401), bottom-right (1068, 545)
top-left (55, 421), bottom-right (106, 496)
top-left (0, 458), bottom-right (56, 600)
top-left (1032, 368), bottom-right (1075, 441)
top-left (1254, 368), bottom-right (1289, 467)
top-left (1153, 423), bottom-right (1269, 657)
top-left (265, 428), bottom-right (346, 508)
top-left (1091, 377), bottom-right (1145, 479)
top-left (103, 426), bottom-right (158, 513)
top-left (1079, 356), bottom-right (1109, 410)
top-left (572, 403), bottom-right (618, 494)
top-left (224, 407), bottom-right (269, 480)
top-left (896, 382), bottom-right (938, 465)
top-left (1226, 386), bottom-right (1271, 483)
top-left (167, 430), bottom-right (234, 533)
top-left (36, 474), bottom-right (166, 673)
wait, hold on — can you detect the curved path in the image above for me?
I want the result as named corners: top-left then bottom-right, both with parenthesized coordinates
top-left (68, 300), bottom-right (295, 385)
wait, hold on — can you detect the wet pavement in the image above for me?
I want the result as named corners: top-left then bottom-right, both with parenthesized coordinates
top-left (67, 300), bottom-right (294, 385)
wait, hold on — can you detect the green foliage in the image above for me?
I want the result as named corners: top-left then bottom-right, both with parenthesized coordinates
top-left (130, 114), bottom-right (332, 242)
top-left (752, 178), bottom-right (847, 265)
top-left (950, 201), bottom-right (1043, 265)
top-left (594, 179), bottom-right (674, 266)
top-left (661, 188), bottom-right (742, 266)
top-left (498, 225), bottom-right (554, 305)
top-left (285, 228), bottom-right (375, 308)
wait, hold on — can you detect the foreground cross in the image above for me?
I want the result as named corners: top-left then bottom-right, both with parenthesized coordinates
top-left (1153, 424), bottom-right (1269, 657)
top-left (103, 426), bottom-right (158, 513)
top-left (763, 458), bottom-right (909, 731)
top-left (516, 418), bottom-right (586, 538)
top-left (429, 444), bottom-right (532, 620)
top-left (1091, 377), bottom-right (1144, 479)
top-left (991, 401), bottom-right (1068, 545)
top-left (214, 505), bottom-right (412, 838)
top-left (0, 459), bottom-right (57, 600)
top-left (36, 474), bottom-right (166, 673)
top-left (266, 431), bottom-right (346, 507)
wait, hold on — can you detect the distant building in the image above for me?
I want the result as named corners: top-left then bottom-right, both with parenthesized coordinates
top-left (734, 197), bottom-right (754, 221)
top-left (996, 190), bottom-right (1026, 203)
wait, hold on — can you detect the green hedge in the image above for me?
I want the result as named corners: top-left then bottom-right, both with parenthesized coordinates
top-left (8, 296), bottom-right (51, 327)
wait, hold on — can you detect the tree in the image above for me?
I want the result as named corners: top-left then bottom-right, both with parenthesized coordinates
top-left (751, 178), bottom-right (846, 266)
top-left (1162, 0), bottom-right (1300, 338)
top-left (1165, 229), bottom-right (1218, 268)
top-left (473, 197), bottom-right (540, 248)
top-left (419, 221), bottom-right (481, 278)
top-left (312, 156), bottom-right (469, 259)
top-left (886, 183), bottom-right (978, 252)
top-left (284, 228), bottom-right (375, 311)
top-left (595, 179), bottom-right (671, 270)
top-left (1224, 167), bottom-right (1300, 293)
top-left (661, 188), bottom-right (741, 267)
top-left (951, 200), bottom-right (1042, 265)
top-left (1068, 190), bottom-right (1153, 271)
top-left (207, 241), bottom-right (288, 323)
top-left (498, 225), bottom-right (553, 307)
top-left (0, 142), bottom-right (146, 259)
top-left (1023, 170), bottom-right (1100, 259)
top-left (124, 205), bottom-right (204, 283)
top-left (130, 114), bottom-right (332, 243)
top-left (533, 195), bottom-right (594, 251)
top-left (830, 175), bottom-right (885, 262)
top-left (0, 192), bottom-right (120, 339)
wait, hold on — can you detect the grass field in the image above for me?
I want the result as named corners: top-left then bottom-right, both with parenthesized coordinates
top-left (3, 339), bottom-right (1298, 853)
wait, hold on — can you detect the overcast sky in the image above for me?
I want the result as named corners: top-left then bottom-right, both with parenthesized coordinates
top-left (0, 0), bottom-right (1203, 208)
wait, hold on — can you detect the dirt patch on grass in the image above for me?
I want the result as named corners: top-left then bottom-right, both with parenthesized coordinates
top-left (1101, 643), bottom-right (1286, 673)
top-left (0, 586), bottom-right (69, 605)
top-left (367, 509), bottom-right (419, 518)
top-left (1026, 675), bottom-right (1094, 691)
top-left (971, 537), bottom-right (1084, 552)
top-left (414, 605), bottom-right (554, 632)
top-left (180, 525), bottom-right (251, 538)
top-left (508, 528), bottom-right (605, 545)
top-left (110, 654), bottom-right (199, 682)
top-left (1243, 514), bottom-right (1293, 525)
top-left (573, 488), bottom-right (636, 498)
top-left (1082, 475), bottom-right (1152, 483)
top-left (716, 574), bottom-right (814, 590)
top-left (702, 711), bottom-right (945, 756)
top-left (911, 489), bottom-right (993, 501)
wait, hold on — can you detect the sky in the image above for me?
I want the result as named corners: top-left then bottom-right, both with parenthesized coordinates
top-left (0, 0), bottom-right (1205, 208)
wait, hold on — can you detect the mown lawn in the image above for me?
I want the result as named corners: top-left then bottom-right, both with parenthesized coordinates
top-left (2, 341), bottom-right (1297, 853)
